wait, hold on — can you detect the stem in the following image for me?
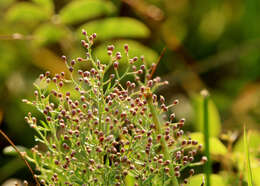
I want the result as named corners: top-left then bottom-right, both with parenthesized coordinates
top-left (146, 93), bottom-right (179, 186)
top-left (99, 76), bottom-right (105, 133)
top-left (202, 90), bottom-right (211, 186)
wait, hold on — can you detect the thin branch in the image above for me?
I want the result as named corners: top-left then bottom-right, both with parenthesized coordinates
top-left (0, 33), bottom-right (34, 40)
top-left (0, 129), bottom-right (40, 186)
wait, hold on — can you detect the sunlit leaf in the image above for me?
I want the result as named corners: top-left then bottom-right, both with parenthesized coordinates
top-left (60, 0), bottom-right (116, 25)
top-left (187, 174), bottom-right (225, 186)
top-left (192, 94), bottom-right (221, 137)
top-left (190, 132), bottom-right (227, 155)
top-left (252, 167), bottom-right (260, 186)
top-left (234, 130), bottom-right (260, 157)
top-left (33, 23), bottom-right (68, 46)
top-left (94, 40), bottom-right (158, 66)
top-left (6, 2), bottom-right (50, 24)
top-left (233, 151), bottom-right (259, 174)
top-left (31, 47), bottom-right (68, 74)
top-left (79, 17), bottom-right (150, 41)
top-left (3, 145), bottom-right (27, 156)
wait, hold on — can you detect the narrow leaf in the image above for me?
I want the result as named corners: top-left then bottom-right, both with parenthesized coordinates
top-left (244, 126), bottom-right (253, 186)
top-left (234, 130), bottom-right (260, 157)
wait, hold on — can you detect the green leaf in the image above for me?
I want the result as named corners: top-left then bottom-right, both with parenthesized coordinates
top-left (0, 44), bottom-right (17, 80)
top-left (187, 174), bottom-right (225, 186)
top-left (32, 0), bottom-right (54, 14)
top-left (31, 47), bottom-right (68, 74)
top-left (0, 0), bottom-right (15, 9)
top-left (125, 173), bottom-right (135, 186)
top-left (6, 2), bottom-right (49, 24)
top-left (94, 40), bottom-right (158, 66)
top-left (233, 129), bottom-right (259, 185)
top-left (33, 23), bottom-right (68, 46)
top-left (252, 167), bottom-right (260, 186)
top-left (192, 93), bottom-right (221, 137)
top-left (59, 0), bottom-right (116, 25)
top-left (234, 130), bottom-right (260, 157)
top-left (233, 142), bottom-right (259, 173)
top-left (244, 127), bottom-right (253, 186)
top-left (79, 17), bottom-right (150, 40)
top-left (3, 145), bottom-right (27, 156)
top-left (0, 158), bottom-right (25, 183)
top-left (190, 132), bottom-right (227, 155)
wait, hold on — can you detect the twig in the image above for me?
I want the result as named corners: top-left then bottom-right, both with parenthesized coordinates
top-left (148, 47), bottom-right (166, 80)
top-left (0, 129), bottom-right (40, 186)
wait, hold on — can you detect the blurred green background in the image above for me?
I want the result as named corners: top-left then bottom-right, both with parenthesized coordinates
top-left (0, 0), bottom-right (259, 185)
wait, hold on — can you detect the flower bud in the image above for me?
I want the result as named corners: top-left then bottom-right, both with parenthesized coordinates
top-left (82, 29), bottom-right (87, 36)
top-left (114, 61), bottom-right (119, 69)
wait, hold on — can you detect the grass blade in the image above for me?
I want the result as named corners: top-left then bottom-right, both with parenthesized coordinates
top-left (244, 126), bottom-right (253, 186)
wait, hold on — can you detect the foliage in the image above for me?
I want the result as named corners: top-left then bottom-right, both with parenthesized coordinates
top-left (1, 0), bottom-right (260, 185)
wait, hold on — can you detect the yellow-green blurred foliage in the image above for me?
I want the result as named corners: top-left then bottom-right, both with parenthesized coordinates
top-left (0, 0), bottom-right (259, 185)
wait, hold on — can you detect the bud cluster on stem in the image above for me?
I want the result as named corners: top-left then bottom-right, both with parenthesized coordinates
top-left (23, 30), bottom-right (206, 186)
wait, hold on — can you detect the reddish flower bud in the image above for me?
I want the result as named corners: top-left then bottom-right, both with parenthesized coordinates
top-left (82, 29), bottom-right (87, 35)
top-left (124, 44), bottom-right (128, 52)
top-left (113, 61), bottom-right (119, 69)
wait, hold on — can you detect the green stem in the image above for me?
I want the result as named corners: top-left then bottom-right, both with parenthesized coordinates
top-left (202, 91), bottom-right (211, 186)
top-left (147, 93), bottom-right (179, 186)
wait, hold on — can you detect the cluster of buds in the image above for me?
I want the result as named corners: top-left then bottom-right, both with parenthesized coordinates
top-left (24, 31), bottom-right (206, 186)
